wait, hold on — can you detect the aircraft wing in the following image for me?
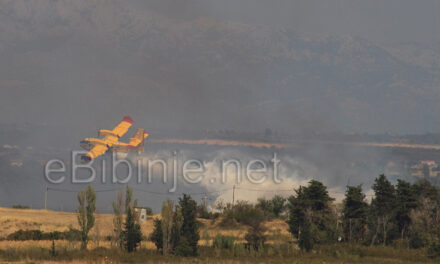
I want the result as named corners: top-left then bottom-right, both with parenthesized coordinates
top-left (84, 144), bottom-right (108, 161)
top-left (111, 116), bottom-right (134, 138)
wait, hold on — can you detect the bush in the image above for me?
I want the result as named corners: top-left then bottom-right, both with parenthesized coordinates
top-left (427, 240), bottom-right (440, 258)
top-left (12, 205), bottom-right (30, 209)
top-left (6, 228), bottom-right (82, 241)
top-left (219, 212), bottom-right (238, 228)
top-left (245, 231), bottom-right (266, 251)
top-left (173, 237), bottom-right (193, 257)
top-left (7, 230), bottom-right (43, 241)
top-left (220, 201), bottom-right (259, 226)
top-left (232, 201), bottom-right (255, 224)
top-left (197, 205), bottom-right (220, 219)
top-left (409, 230), bottom-right (429, 249)
top-left (212, 234), bottom-right (235, 249)
top-left (145, 207), bottom-right (153, 216)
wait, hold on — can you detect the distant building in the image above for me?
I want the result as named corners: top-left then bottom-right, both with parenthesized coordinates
top-left (410, 160), bottom-right (440, 178)
top-left (10, 159), bottom-right (23, 167)
top-left (134, 207), bottom-right (148, 222)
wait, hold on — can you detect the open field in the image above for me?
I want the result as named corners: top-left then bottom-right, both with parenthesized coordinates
top-left (0, 207), bottom-right (437, 263)
top-left (0, 207), bottom-right (290, 249)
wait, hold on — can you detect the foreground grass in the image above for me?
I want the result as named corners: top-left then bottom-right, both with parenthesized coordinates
top-left (0, 244), bottom-right (435, 263)
top-left (0, 208), bottom-right (437, 263)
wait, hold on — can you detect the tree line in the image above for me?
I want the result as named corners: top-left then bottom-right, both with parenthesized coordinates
top-left (73, 174), bottom-right (440, 258)
top-left (287, 175), bottom-right (440, 257)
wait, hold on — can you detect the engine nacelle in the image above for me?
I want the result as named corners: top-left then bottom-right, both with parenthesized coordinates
top-left (80, 140), bottom-right (93, 150)
top-left (99, 129), bottom-right (119, 137)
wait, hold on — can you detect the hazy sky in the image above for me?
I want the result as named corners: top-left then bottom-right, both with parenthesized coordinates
top-left (1, 0), bottom-right (440, 135)
top-left (2, 0), bottom-right (436, 209)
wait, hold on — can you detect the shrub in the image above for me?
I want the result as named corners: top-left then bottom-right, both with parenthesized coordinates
top-left (212, 234), bottom-right (235, 249)
top-left (427, 240), bottom-right (440, 258)
top-left (232, 201), bottom-right (255, 224)
top-left (145, 207), bottom-right (153, 216)
top-left (173, 237), bottom-right (193, 257)
top-left (219, 210), bottom-right (238, 228)
top-left (244, 208), bottom-right (266, 251)
top-left (220, 200), bottom-right (259, 226)
top-left (7, 230), bottom-right (43, 241)
top-left (409, 229), bottom-right (429, 249)
top-left (6, 228), bottom-right (82, 241)
top-left (12, 205), bottom-right (30, 209)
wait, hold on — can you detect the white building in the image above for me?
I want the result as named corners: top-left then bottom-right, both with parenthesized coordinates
top-left (134, 207), bottom-right (147, 222)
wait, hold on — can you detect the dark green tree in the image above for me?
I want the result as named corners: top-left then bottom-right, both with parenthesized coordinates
top-left (256, 197), bottom-right (274, 219)
top-left (342, 185), bottom-right (368, 242)
top-left (287, 186), bottom-right (307, 240)
top-left (298, 210), bottom-right (313, 252)
top-left (178, 194), bottom-right (200, 256)
top-left (413, 179), bottom-right (440, 202)
top-left (271, 195), bottom-right (286, 217)
top-left (395, 179), bottom-right (417, 240)
top-left (302, 180), bottom-right (334, 211)
top-left (370, 174), bottom-right (396, 246)
top-left (77, 186), bottom-right (96, 250)
top-left (287, 180), bottom-right (336, 251)
top-left (409, 179), bottom-right (440, 249)
top-left (150, 218), bottom-right (163, 252)
top-left (243, 207), bottom-right (266, 251)
top-left (170, 205), bottom-right (183, 252)
top-left (122, 187), bottom-right (142, 252)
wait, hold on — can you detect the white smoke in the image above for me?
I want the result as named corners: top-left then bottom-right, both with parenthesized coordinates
top-left (128, 148), bottom-right (349, 206)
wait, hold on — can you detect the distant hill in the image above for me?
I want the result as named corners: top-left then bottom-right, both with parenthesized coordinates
top-left (1, 0), bottom-right (440, 134)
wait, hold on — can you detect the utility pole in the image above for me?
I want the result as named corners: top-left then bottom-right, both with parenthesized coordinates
top-left (232, 185), bottom-right (235, 206)
top-left (203, 193), bottom-right (207, 210)
top-left (44, 185), bottom-right (48, 210)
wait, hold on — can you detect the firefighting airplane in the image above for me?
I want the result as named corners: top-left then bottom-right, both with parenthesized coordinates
top-left (80, 116), bottom-right (149, 163)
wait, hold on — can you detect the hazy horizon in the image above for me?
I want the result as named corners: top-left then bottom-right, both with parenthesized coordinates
top-left (1, 0), bottom-right (440, 135)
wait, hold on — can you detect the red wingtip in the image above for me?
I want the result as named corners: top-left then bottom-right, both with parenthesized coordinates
top-left (123, 116), bottom-right (134, 124)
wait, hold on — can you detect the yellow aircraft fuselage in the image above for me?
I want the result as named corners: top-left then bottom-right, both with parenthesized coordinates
top-left (80, 116), bottom-right (149, 162)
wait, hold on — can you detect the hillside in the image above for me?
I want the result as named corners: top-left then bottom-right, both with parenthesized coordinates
top-left (1, 0), bottom-right (440, 133)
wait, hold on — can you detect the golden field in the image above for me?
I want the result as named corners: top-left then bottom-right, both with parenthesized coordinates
top-left (0, 207), bottom-right (291, 251)
top-left (1, 207), bottom-right (434, 263)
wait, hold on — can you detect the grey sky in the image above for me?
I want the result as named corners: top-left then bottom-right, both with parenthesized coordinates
top-left (1, 0), bottom-right (440, 134)
top-left (2, 0), bottom-right (438, 210)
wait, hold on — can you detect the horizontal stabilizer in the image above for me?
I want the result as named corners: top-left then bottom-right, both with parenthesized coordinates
top-left (128, 128), bottom-right (148, 147)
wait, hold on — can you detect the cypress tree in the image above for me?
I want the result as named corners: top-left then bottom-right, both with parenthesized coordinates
top-left (122, 187), bottom-right (142, 252)
top-left (179, 194), bottom-right (200, 256)
top-left (370, 174), bottom-right (396, 246)
top-left (343, 185), bottom-right (368, 242)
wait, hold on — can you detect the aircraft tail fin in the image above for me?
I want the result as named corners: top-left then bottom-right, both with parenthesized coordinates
top-left (128, 129), bottom-right (149, 152)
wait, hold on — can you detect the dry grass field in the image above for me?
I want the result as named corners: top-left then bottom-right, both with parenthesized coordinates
top-left (0, 207), bottom-right (291, 251)
top-left (0, 207), bottom-right (436, 263)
